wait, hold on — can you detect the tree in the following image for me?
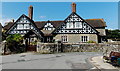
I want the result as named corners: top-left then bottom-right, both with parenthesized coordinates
top-left (107, 29), bottom-right (120, 40)
top-left (6, 34), bottom-right (24, 53)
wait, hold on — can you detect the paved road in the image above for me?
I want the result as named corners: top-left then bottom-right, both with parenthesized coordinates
top-left (1, 52), bottom-right (102, 69)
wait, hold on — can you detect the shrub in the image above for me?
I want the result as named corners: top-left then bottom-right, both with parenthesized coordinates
top-left (87, 40), bottom-right (96, 43)
top-left (6, 34), bottom-right (24, 53)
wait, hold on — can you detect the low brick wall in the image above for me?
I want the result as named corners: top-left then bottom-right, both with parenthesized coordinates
top-left (37, 42), bottom-right (120, 54)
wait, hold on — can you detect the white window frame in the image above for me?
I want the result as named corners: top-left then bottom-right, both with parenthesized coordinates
top-left (75, 22), bottom-right (82, 28)
top-left (66, 22), bottom-right (74, 29)
top-left (24, 24), bottom-right (30, 29)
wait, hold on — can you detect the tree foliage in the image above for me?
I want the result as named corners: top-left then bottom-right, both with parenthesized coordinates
top-left (2, 30), bottom-right (7, 41)
top-left (6, 34), bottom-right (23, 43)
top-left (6, 34), bottom-right (25, 53)
top-left (107, 29), bottom-right (120, 40)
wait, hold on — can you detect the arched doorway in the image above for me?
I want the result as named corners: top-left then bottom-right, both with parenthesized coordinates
top-left (24, 30), bottom-right (41, 51)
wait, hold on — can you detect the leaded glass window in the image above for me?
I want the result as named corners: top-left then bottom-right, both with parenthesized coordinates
top-left (81, 36), bottom-right (88, 42)
top-left (24, 24), bottom-right (30, 29)
top-left (61, 36), bottom-right (68, 43)
top-left (17, 24), bottom-right (23, 29)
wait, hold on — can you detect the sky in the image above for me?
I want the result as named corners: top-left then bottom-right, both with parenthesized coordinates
top-left (1, 2), bottom-right (118, 29)
top-left (1, 0), bottom-right (119, 2)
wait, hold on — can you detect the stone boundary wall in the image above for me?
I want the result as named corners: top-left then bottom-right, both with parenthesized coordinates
top-left (0, 41), bottom-right (6, 54)
top-left (37, 42), bottom-right (120, 54)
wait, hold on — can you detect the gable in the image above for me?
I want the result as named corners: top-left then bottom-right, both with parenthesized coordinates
top-left (6, 14), bottom-right (43, 38)
top-left (40, 21), bottom-right (55, 35)
top-left (65, 12), bottom-right (82, 22)
top-left (53, 12), bottom-right (98, 34)
top-left (42, 21), bottom-right (55, 31)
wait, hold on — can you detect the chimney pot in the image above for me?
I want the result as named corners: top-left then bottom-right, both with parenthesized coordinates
top-left (12, 19), bottom-right (14, 22)
top-left (28, 5), bottom-right (33, 19)
top-left (71, 2), bottom-right (76, 13)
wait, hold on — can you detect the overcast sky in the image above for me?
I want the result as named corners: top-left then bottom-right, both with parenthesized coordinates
top-left (1, 2), bottom-right (118, 29)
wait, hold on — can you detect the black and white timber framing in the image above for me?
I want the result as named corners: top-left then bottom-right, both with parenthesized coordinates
top-left (53, 12), bottom-right (99, 34)
top-left (6, 14), bottom-right (43, 39)
top-left (42, 21), bottom-right (55, 31)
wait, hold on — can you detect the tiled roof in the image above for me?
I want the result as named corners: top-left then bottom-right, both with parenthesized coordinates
top-left (3, 19), bottom-right (106, 30)
top-left (4, 22), bottom-right (13, 30)
top-left (85, 19), bottom-right (107, 28)
top-left (35, 21), bottom-right (64, 29)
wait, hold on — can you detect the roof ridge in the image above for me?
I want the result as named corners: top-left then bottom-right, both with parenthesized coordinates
top-left (85, 18), bottom-right (104, 20)
top-left (35, 20), bottom-right (64, 22)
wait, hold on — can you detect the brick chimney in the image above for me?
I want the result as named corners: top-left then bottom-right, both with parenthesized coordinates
top-left (71, 2), bottom-right (76, 13)
top-left (28, 5), bottom-right (33, 19)
top-left (12, 19), bottom-right (14, 22)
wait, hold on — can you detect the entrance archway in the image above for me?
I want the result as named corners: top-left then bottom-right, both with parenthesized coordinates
top-left (24, 30), bottom-right (40, 51)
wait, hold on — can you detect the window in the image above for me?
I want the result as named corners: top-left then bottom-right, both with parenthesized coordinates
top-left (48, 27), bottom-right (52, 30)
top-left (81, 36), bottom-right (88, 42)
top-left (67, 22), bottom-right (82, 29)
top-left (61, 36), bottom-right (68, 43)
top-left (66, 23), bottom-right (69, 28)
top-left (75, 22), bottom-right (82, 28)
top-left (66, 22), bottom-right (73, 28)
top-left (47, 37), bottom-right (51, 42)
top-left (45, 28), bottom-right (48, 30)
top-left (17, 24), bottom-right (23, 29)
top-left (44, 23), bottom-right (54, 30)
top-left (24, 24), bottom-right (30, 29)
top-left (44, 27), bottom-right (54, 30)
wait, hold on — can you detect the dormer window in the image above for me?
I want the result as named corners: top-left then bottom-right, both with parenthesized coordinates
top-left (43, 22), bottom-right (54, 30)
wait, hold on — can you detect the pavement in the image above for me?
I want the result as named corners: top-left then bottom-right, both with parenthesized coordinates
top-left (90, 56), bottom-right (120, 70)
top-left (1, 52), bottom-right (102, 69)
top-left (1, 52), bottom-right (120, 70)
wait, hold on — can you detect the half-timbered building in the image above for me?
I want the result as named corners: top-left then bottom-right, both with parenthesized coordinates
top-left (3, 3), bottom-right (107, 43)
